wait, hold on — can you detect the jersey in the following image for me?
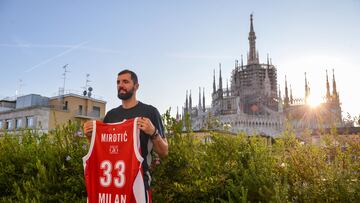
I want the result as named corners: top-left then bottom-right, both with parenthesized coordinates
top-left (83, 118), bottom-right (147, 203)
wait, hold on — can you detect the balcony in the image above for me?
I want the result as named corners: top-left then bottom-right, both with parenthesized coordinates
top-left (74, 110), bottom-right (100, 119)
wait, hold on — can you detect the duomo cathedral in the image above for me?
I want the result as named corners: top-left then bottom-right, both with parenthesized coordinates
top-left (179, 15), bottom-right (342, 137)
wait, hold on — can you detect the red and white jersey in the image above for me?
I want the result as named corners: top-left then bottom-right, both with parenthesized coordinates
top-left (83, 118), bottom-right (146, 203)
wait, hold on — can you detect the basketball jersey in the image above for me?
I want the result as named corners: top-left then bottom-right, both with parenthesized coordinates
top-left (83, 118), bottom-right (146, 203)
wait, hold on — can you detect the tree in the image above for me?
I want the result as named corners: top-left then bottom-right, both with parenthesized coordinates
top-left (184, 112), bottom-right (192, 133)
top-left (162, 107), bottom-right (183, 135)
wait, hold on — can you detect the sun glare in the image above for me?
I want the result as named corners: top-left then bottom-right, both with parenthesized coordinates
top-left (307, 94), bottom-right (322, 108)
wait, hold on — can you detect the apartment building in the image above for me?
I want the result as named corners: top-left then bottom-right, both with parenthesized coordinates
top-left (0, 93), bottom-right (106, 132)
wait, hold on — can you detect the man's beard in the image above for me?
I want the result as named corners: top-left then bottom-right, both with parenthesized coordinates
top-left (117, 87), bottom-right (134, 100)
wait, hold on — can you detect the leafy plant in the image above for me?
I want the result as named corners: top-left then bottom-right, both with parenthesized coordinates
top-left (0, 117), bottom-right (359, 202)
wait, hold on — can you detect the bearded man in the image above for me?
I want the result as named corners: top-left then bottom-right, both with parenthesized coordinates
top-left (83, 69), bottom-right (168, 202)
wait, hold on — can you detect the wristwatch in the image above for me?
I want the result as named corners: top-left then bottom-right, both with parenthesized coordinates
top-left (150, 129), bottom-right (160, 140)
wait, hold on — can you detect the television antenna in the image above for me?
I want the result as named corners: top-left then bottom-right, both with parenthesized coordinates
top-left (61, 64), bottom-right (70, 95)
top-left (16, 79), bottom-right (25, 97)
top-left (82, 73), bottom-right (93, 97)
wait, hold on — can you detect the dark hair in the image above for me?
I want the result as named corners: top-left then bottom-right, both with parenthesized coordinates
top-left (118, 69), bottom-right (138, 84)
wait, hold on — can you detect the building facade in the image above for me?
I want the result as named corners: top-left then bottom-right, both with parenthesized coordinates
top-left (0, 93), bottom-right (106, 133)
top-left (182, 15), bottom-right (342, 137)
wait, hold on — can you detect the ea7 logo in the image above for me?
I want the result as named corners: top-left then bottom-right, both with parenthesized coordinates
top-left (109, 145), bottom-right (119, 154)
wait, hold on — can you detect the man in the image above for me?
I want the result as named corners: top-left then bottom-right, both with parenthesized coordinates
top-left (83, 69), bottom-right (168, 202)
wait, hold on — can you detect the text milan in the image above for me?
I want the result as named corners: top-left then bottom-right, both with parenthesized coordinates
top-left (98, 193), bottom-right (126, 203)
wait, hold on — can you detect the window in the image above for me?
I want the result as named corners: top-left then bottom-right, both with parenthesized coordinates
top-left (16, 118), bottom-right (23, 129)
top-left (0, 120), bottom-right (3, 129)
top-left (227, 100), bottom-right (231, 110)
top-left (63, 101), bottom-right (68, 110)
top-left (6, 119), bottom-right (13, 130)
top-left (78, 105), bottom-right (83, 115)
top-left (26, 116), bottom-right (35, 128)
top-left (93, 106), bottom-right (100, 117)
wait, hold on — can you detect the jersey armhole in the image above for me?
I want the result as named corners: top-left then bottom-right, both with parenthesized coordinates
top-left (82, 120), bottom-right (97, 168)
top-left (133, 117), bottom-right (144, 163)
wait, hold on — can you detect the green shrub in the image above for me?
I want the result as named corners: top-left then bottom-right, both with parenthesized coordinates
top-left (0, 122), bottom-right (87, 202)
top-left (152, 130), bottom-right (360, 203)
top-left (0, 121), bottom-right (359, 202)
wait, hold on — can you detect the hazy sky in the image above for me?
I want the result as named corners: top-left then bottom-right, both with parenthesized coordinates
top-left (1, 0), bottom-right (359, 118)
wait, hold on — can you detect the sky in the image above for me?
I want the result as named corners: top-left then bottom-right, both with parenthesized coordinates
top-left (0, 0), bottom-right (359, 119)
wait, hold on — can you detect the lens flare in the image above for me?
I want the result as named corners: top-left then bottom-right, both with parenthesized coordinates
top-left (307, 94), bottom-right (322, 108)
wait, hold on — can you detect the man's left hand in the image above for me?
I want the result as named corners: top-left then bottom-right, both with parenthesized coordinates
top-left (137, 117), bottom-right (156, 136)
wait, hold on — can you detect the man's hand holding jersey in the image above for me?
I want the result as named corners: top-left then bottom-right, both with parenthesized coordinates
top-left (137, 117), bottom-right (156, 136)
top-left (83, 121), bottom-right (93, 137)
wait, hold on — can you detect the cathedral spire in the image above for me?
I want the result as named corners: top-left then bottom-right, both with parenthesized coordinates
top-left (278, 84), bottom-right (283, 112)
top-left (264, 66), bottom-right (271, 96)
top-left (189, 90), bottom-right (192, 110)
top-left (241, 54), bottom-right (244, 70)
top-left (332, 69), bottom-right (337, 97)
top-left (278, 84), bottom-right (282, 100)
top-left (202, 87), bottom-right (205, 112)
top-left (284, 75), bottom-right (289, 107)
top-left (185, 90), bottom-right (188, 112)
top-left (226, 80), bottom-right (229, 96)
top-left (305, 72), bottom-right (309, 103)
top-left (250, 13), bottom-right (255, 32)
top-left (248, 14), bottom-right (259, 65)
top-left (326, 70), bottom-right (331, 101)
top-left (332, 69), bottom-right (339, 103)
top-left (176, 106), bottom-right (180, 121)
top-left (219, 63), bottom-right (223, 90)
top-left (213, 69), bottom-right (216, 94)
top-left (198, 87), bottom-right (202, 109)
top-left (290, 84), bottom-right (293, 104)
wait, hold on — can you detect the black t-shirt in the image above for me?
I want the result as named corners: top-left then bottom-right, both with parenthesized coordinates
top-left (103, 101), bottom-right (165, 188)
